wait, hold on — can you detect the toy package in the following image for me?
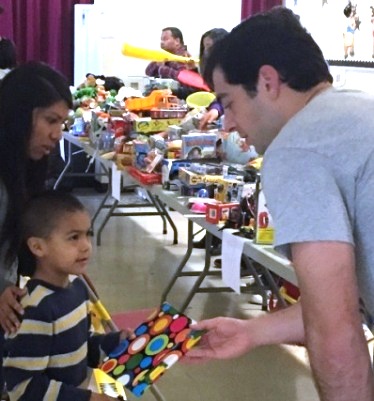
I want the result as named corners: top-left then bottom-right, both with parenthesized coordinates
top-left (181, 132), bottom-right (217, 159)
top-left (99, 302), bottom-right (202, 397)
top-left (255, 187), bottom-right (274, 245)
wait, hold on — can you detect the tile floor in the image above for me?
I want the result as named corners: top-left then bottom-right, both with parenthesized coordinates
top-left (75, 187), bottom-right (319, 401)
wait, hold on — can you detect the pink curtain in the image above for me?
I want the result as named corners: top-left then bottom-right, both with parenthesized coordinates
top-left (0, 0), bottom-right (93, 83)
top-left (241, 0), bottom-right (283, 20)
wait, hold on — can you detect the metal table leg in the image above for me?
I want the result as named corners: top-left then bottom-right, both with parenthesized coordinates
top-left (179, 232), bottom-right (214, 313)
top-left (151, 193), bottom-right (178, 245)
top-left (161, 220), bottom-right (194, 304)
top-left (146, 191), bottom-right (167, 235)
top-left (96, 199), bottom-right (119, 246)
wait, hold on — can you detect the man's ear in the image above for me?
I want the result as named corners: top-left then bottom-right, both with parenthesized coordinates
top-left (257, 65), bottom-right (282, 99)
top-left (26, 237), bottom-right (45, 258)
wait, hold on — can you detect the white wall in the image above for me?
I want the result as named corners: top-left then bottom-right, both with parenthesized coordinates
top-left (283, 0), bottom-right (374, 95)
top-left (74, 0), bottom-right (242, 87)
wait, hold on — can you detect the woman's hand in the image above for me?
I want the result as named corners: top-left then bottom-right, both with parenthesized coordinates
top-left (199, 109), bottom-right (219, 130)
top-left (0, 285), bottom-right (27, 333)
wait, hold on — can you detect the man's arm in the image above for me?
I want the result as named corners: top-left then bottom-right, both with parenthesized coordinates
top-left (145, 61), bottom-right (160, 77)
top-left (186, 301), bottom-right (305, 362)
top-left (292, 241), bottom-right (374, 401)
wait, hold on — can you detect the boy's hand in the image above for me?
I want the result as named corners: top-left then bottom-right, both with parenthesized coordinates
top-left (119, 328), bottom-right (135, 342)
top-left (0, 285), bottom-right (26, 333)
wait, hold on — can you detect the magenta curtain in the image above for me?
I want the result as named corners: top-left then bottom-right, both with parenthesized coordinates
top-left (0, 0), bottom-right (93, 83)
top-left (241, 0), bottom-right (283, 20)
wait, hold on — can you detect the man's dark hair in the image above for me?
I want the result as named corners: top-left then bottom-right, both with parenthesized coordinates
top-left (203, 6), bottom-right (332, 95)
top-left (162, 27), bottom-right (184, 45)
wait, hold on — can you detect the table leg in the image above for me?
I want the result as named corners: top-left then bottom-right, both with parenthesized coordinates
top-left (96, 199), bottom-right (119, 246)
top-left (152, 193), bottom-right (178, 245)
top-left (161, 220), bottom-right (194, 304)
top-left (179, 232), bottom-right (213, 313)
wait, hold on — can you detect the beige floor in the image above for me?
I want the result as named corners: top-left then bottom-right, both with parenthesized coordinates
top-left (76, 187), bottom-right (319, 401)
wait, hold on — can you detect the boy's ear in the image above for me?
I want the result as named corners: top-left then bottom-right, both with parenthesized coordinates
top-left (26, 237), bottom-right (45, 258)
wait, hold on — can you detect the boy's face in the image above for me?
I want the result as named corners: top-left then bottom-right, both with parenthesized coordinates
top-left (31, 210), bottom-right (92, 287)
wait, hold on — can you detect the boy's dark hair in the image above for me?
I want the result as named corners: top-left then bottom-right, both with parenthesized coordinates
top-left (22, 191), bottom-right (87, 241)
top-left (19, 191), bottom-right (87, 277)
top-left (162, 27), bottom-right (184, 45)
top-left (203, 6), bottom-right (333, 96)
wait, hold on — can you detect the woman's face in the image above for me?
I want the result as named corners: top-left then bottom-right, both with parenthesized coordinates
top-left (203, 36), bottom-right (214, 55)
top-left (29, 100), bottom-right (70, 160)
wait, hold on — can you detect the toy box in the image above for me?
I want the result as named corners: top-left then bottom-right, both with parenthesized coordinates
top-left (255, 188), bottom-right (274, 245)
top-left (133, 118), bottom-right (182, 134)
top-left (133, 141), bottom-right (151, 169)
top-left (181, 132), bottom-right (217, 159)
top-left (127, 166), bottom-right (162, 185)
top-left (206, 202), bottom-right (241, 224)
top-left (178, 167), bottom-right (223, 187)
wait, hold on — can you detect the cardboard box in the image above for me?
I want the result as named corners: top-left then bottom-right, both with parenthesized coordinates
top-left (178, 167), bottom-right (223, 187)
top-left (206, 202), bottom-right (241, 224)
top-left (133, 118), bottom-right (182, 134)
top-left (255, 189), bottom-right (274, 245)
top-left (181, 132), bottom-right (217, 159)
top-left (127, 166), bottom-right (162, 185)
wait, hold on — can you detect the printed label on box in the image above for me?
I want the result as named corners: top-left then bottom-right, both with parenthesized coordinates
top-left (255, 190), bottom-right (274, 245)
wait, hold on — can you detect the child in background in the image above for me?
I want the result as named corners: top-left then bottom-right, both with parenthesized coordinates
top-left (4, 191), bottom-right (127, 401)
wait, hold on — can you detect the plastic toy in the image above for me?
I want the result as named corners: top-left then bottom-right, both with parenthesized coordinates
top-left (125, 89), bottom-right (179, 112)
top-left (122, 43), bottom-right (199, 63)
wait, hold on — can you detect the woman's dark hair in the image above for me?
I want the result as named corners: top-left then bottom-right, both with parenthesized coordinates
top-left (103, 76), bottom-right (124, 92)
top-left (0, 61), bottom-right (73, 264)
top-left (0, 37), bottom-right (17, 70)
top-left (203, 7), bottom-right (332, 95)
top-left (199, 28), bottom-right (228, 75)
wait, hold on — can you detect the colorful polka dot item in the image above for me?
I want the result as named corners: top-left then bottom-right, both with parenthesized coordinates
top-left (100, 302), bottom-right (202, 397)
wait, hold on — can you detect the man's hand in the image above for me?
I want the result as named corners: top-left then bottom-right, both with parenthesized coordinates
top-left (0, 285), bottom-right (26, 333)
top-left (184, 317), bottom-right (253, 362)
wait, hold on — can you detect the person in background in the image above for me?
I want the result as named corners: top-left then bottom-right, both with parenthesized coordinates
top-left (145, 27), bottom-right (192, 80)
top-left (187, 7), bottom-right (374, 400)
top-left (198, 28), bottom-right (228, 130)
top-left (4, 191), bottom-right (128, 401)
top-left (0, 37), bottom-right (17, 80)
top-left (0, 61), bottom-right (73, 398)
